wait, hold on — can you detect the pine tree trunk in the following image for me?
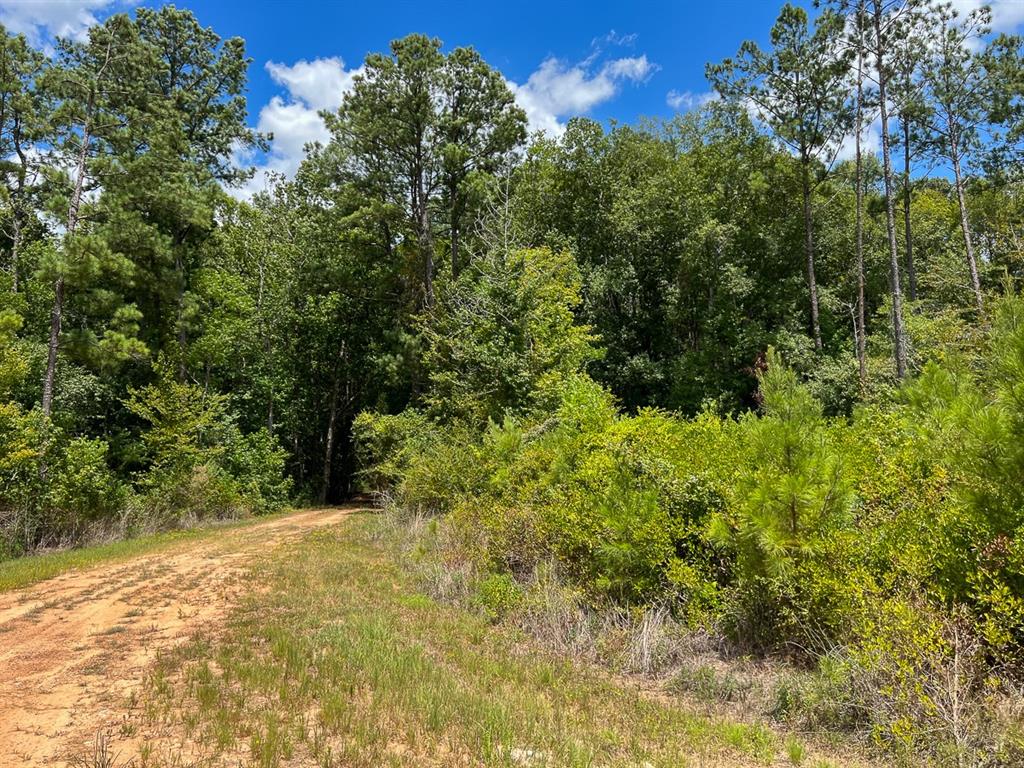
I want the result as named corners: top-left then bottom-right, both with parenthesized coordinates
top-left (801, 160), bottom-right (823, 352)
top-left (41, 277), bottom-right (64, 416)
top-left (321, 373), bottom-right (339, 505)
top-left (873, 2), bottom-right (908, 379)
top-left (950, 134), bottom-right (983, 313)
top-left (422, 202), bottom-right (434, 309)
top-left (415, 149), bottom-right (435, 309)
top-left (450, 180), bottom-right (461, 280)
top-left (10, 138), bottom-right (28, 294)
top-left (855, 24), bottom-right (868, 390)
top-left (10, 212), bottom-right (21, 294)
top-left (176, 249), bottom-right (189, 381)
top-left (43, 118), bottom-right (91, 416)
top-left (903, 119), bottom-right (917, 301)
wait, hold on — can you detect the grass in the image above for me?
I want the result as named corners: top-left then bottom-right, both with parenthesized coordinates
top-left (130, 513), bottom-right (861, 768)
top-left (0, 512), bottom-right (286, 593)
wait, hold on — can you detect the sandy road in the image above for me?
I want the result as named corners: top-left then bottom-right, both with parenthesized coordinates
top-left (0, 507), bottom-right (353, 767)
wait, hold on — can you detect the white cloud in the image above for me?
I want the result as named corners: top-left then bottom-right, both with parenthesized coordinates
top-left (236, 57), bottom-right (361, 199)
top-left (266, 57), bottom-right (360, 112)
top-left (509, 54), bottom-right (655, 136)
top-left (594, 30), bottom-right (638, 48)
top-left (834, 116), bottom-right (882, 164)
top-left (0, 0), bottom-right (124, 46)
top-left (950, 0), bottom-right (1024, 33)
top-left (666, 89), bottom-right (718, 111)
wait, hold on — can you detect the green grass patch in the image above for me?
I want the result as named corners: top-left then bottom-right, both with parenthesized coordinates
top-left (0, 512), bottom-right (290, 593)
top-left (134, 514), bottom-right (852, 768)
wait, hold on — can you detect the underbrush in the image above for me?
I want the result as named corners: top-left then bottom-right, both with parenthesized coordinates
top-left (354, 291), bottom-right (1024, 767)
top-left (0, 363), bottom-right (291, 561)
top-left (373, 498), bottom-right (1024, 767)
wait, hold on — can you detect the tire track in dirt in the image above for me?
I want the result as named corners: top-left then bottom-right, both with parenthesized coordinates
top-left (0, 507), bottom-right (354, 767)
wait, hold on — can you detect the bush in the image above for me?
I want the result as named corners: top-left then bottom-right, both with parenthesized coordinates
top-left (474, 572), bottom-right (523, 622)
top-left (44, 436), bottom-right (126, 539)
top-left (138, 463), bottom-right (244, 529)
top-left (128, 362), bottom-right (291, 521)
top-left (225, 428), bottom-right (291, 514)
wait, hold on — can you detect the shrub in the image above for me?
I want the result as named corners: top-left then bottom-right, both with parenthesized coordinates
top-left (474, 572), bottom-right (523, 622)
top-left (225, 428), bottom-right (291, 514)
top-left (128, 361), bottom-right (290, 521)
top-left (44, 436), bottom-right (126, 538)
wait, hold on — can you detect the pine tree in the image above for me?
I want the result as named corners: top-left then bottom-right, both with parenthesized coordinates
top-left (712, 348), bottom-right (849, 581)
top-left (40, 15), bottom-right (155, 416)
top-left (920, 3), bottom-right (990, 314)
top-left (0, 27), bottom-right (50, 294)
top-left (326, 34), bottom-right (526, 309)
top-left (708, 4), bottom-right (852, 352)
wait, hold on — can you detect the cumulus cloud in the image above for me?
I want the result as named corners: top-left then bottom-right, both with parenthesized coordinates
top-left (0, 0), bottom-right (126, 46)
top-left (950, 0), bottom-right (1024, 33)
top-left (236, 57), bottom-right (361, 198)
top-left (266, 57), bottom-right (360, 112)
top-left (666, 89), bottom-right (718, 111)
top-left (509, 53), bottom-right (655, 136)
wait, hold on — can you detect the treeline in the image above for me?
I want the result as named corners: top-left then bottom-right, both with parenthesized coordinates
top-left (0, 7), bottom-right (301, 555)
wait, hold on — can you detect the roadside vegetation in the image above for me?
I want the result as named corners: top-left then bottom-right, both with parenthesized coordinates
top-left (355, 284), bottom-right (1024, 767)
top-left (128, 514), bottom-right (867, 768)
top-left (0, 511), bottom-right (280, 592)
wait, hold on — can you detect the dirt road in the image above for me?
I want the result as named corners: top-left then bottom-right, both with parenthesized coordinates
top-left (0, 507), bottom-right (352, 767)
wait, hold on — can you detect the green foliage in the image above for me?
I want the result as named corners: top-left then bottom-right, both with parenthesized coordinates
top-left (0, 406), bottom-right (125, 555)
top-left (422, 246), bottom-right (599, 424)
top-left (44, 436), bottom-right (126, 534)
top-left (473, 572), bottom-right (523, 623)
top-left (714, 351), bottom-right (850, 578)
top-left (353, 409), bottom-right (436, 494)
top-left (2, 9), bottom-right (1024, 763)
top-left (126, 361), bottom-right (288, 523)
top-left (900, 289), bottom-right (1024, 655)
top-left (126, 362), bottom-right (232, 477)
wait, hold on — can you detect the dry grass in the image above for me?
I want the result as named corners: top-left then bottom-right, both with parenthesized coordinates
top-left (119, 513), bottom-right (872, 767)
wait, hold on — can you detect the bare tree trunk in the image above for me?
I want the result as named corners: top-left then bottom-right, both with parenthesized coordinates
top-left (414, 146), bottom-right (435, 309)
top-left (450, 181), bottom-right (461, 280)
top-left (321, 376), bottom-right (339, 505)
top-left (903, 119), bottom-right (917, 301)
top-left (10, 136), bottom-right (28, 294)
top-left (421, 198), bottom-right (434, 309)
top-left (10, 212), bottom-right (21, 294)
top-left (41, 277), bottom-right (65, 416)
top-left (855, 17), bottom-right (868, 390)
top-left (950, 135), bottom-right (983, 313)
top-left (801, 160), bottom-right (823, 352)
top-left (320, 341), bottom-right (347, 505)
top-left (873, 1), bottom-right (909, 379)
top-left (42, 119), bottom-right (91, 416)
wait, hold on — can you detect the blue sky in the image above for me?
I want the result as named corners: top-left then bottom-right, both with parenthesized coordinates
top-left (2, 0), bottom-right (1023, 194)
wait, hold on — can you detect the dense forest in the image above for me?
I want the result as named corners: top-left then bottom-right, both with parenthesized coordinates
top-left (1, 0), bottom-right (1024, 763)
